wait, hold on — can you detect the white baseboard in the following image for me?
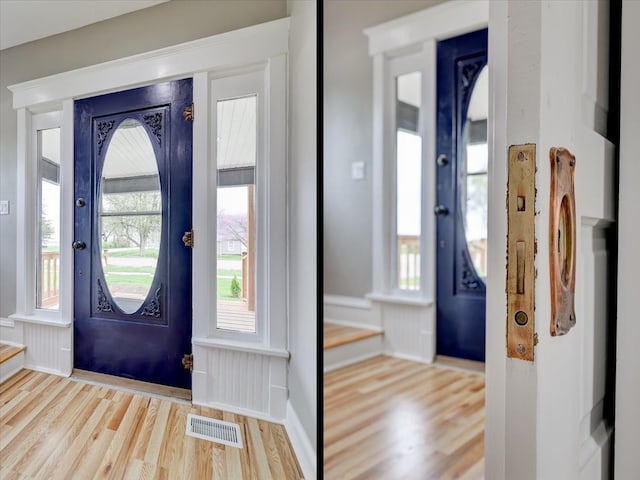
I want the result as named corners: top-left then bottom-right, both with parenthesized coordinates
top-left (324, 318), bottom-right (382, 332)
top-left (22, 364), bottom-right (69, 377)
top-left (386, 351), bottom-right (432, 364)
top-left (323, 295), bottom-right (379, 329)
top-left (323, 294), bottom-right (371, 309)
top-left (285, 401), bottom-right (316, 480)
top-left (192, 398), bottom-right (282, 425)
top-left (23, 364), bottom-right (66, 376)
top-left (0, 317), bottom-right (15, 328)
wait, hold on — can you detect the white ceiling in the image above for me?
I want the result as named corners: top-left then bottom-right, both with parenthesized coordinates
top-left (100, 95), bottom-right (257, 182)
top-left (217, 95), bottom-right (257, 170)
top-left (467, 65), bottom-right (488, 121)
top-left (0, 0), bottom-right (168, 51)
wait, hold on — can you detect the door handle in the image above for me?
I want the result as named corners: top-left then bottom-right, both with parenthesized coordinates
top-left (72, 241), bottom-right (86, 250)
top-left (434, 205), bottom-right (449, 216)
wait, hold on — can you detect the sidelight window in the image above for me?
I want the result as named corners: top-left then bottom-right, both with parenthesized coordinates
top-left (367, 44), bottom-right (434, 303)
top-left (395, 72), bottom-right (422, 291)
top-left (386, 52), bottom-right (430, 298)
top-left (36, 127), bottom-right (61, 310)
top-left (215, 90), bottom-right (258, 335)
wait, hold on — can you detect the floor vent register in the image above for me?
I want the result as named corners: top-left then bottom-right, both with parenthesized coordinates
top-left (185, 413), bottom-right (243, 448)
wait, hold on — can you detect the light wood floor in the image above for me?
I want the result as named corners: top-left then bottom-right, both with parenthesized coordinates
top-left (323, 322), bottom-right (382, 349)
top-left (72, 369), bottom-right (192, 402)
top-left (0, 369), bottom-right (303, 479)
top-left (324, 355), bottom-right (485, 480)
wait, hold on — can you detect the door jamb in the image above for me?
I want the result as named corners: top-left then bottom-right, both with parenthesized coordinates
top-left (614, 0), bottom-right (640, 475)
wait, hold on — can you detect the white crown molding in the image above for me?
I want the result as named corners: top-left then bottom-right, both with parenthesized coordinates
top-left (8, 17), bottom-right (290, 111)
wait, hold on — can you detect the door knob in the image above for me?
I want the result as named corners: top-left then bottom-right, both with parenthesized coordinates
top-left (434, 205), bottom-right (449, 216)
top-left (72, 241), bottom-right (86, 250)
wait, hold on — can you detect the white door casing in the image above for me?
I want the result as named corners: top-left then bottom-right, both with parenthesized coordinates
top-left (7, 18), bottom-right (291, 422)
top-left (486, 2), bottom-right (615, 479)
top-left (614, 0), bottom-right (640, 477)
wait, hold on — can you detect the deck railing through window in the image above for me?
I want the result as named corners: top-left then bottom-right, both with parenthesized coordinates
top-left (40, 251), bottom-right (60, 309)
top-left (397, 235), bottom-right (420, 290)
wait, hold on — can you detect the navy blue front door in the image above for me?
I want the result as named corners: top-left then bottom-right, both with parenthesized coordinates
top-left (436, 30), bottom-right (488, 362)
top-left (74, 79), bottom-right (193, 389)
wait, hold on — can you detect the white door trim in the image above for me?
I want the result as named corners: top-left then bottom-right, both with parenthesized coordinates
top-left (7, 17), bottom-right (291, 422)
top-left (487, 2), bottom-right (617, 478)
top-left (8, 18), bottom-right (289, 112)
top-left (614, 0), bottom-right (640, 477)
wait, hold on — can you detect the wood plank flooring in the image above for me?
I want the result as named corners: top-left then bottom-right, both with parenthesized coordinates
top-left (0, 369), bottom-right (303, 479)
top-left (323, 322), bottom-right (382, 349)
top-left (324, 355), bottom-right (485, 480)
top-left (72, 369), bottom-right (192, 402)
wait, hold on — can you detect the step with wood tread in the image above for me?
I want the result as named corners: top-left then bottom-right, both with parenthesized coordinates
top-left (0, 343), bottom-right (26, 364)
top-left (324, 322), bottom-right (382, 349)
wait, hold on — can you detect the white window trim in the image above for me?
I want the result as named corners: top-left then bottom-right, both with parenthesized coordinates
top-left (364, 0), bottom-right (488, 307)
top-left (202, 67), bottom-right (281, 345)
top-left (9, 110), bottom-right (73, 328)
top-left (387, 51), bottom-right (432, 298)
top-left (8, 17), bottom-right (290, 352)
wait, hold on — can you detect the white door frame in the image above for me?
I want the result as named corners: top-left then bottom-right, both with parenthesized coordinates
top-left (6, 18), bottom-right (291, 422)
top-left (614, 0), bottom-right (640, 477)
top-left (486, 1), bottom-right (619, 478)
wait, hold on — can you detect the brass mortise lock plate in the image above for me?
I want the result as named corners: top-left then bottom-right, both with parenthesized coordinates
top-left (549, 147), bottom-right (576, 336)
top-left (507, 144), bottom-right (536, 361)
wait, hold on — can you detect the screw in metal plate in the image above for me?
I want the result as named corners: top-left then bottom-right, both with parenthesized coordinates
top-left (517, 344), bottom-right (525, 355)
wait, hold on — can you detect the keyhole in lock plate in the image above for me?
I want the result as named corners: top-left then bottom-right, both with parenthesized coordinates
top-left (558, 194), bottom-right (573, 287)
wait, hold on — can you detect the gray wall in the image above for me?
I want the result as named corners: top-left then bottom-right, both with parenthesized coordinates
top-left (323, 0), bottom-right (445, 298)
top-left (287, 0), bottom-right (317, 456)
top-left (0, 0), bottom-right (286, 318)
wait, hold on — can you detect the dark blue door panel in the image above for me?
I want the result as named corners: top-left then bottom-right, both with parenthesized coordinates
top-left (436, 30), bottom-right (488, 362)
top-left (74, 79), bottom-right (192, 389)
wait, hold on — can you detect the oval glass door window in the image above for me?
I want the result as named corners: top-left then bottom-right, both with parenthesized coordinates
top-left (461, 65), bottom-right (488, 278)
top-left (99, 118), bottom-right (161, 314)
